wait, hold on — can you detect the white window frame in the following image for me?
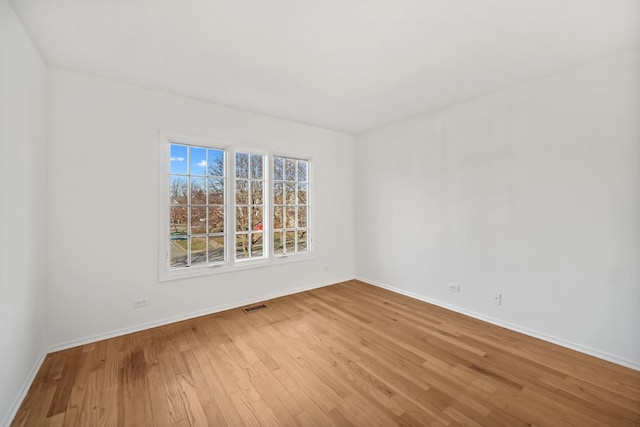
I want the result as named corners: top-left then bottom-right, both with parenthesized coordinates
top-left (232, 148), bottom-right (268, 263)
top-left (272, 154), bottom-right (311, 258)
top-left (158, 132), bottom-right (314, 282)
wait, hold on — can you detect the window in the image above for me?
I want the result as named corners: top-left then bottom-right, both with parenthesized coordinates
top-left (169, 144), bottom-right (226, 269)
top-left (273, 156), bottom-right (308, 255)
top-left (160, 134), bottom-right (312, 280)
top-left (234, 152), bottom-right (265, 260)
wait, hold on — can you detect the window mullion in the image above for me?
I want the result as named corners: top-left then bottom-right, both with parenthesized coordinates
top-left (229, 149), bottom-right (236, 265)
top-left (248, 179), bottom-right (252, 258)
top-left (186, 146), bottom-right (192, 267)
top-left (205, 150), bottom-right (210, 265)
top-left (295, 164), bottom-right (299, 253)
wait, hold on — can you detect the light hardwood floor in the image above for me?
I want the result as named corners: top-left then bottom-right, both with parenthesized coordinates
top-left (11, 280), bottom-right (640, 426)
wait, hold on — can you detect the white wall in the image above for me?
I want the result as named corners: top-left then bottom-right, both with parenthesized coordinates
top-left (0, 0), bottom-right (47, 423)
top-left (46, 68), bottom-right (355, 348)
top-left (355, 50), bottom-right (640, 368)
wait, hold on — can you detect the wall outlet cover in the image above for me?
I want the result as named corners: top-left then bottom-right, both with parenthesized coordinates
top-left (491, 293), bottom-right (502, 305)
top-left (133, 298), bottom-right (149, 308)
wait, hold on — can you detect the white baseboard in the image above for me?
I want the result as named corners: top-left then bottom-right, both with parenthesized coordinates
top-left (48, 276), bottom-right (353, 353)
top-left (357, 276), bottom-right (640, 372)
top-left (2, 350), bottom-right (47, 427)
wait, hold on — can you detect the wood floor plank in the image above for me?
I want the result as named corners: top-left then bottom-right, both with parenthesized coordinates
top-left (190, 346), bottom-right (246, 426)
top-left (46, 347), bottom-right (83, 417)
top-left (11, 280), bottom-right (640, 426)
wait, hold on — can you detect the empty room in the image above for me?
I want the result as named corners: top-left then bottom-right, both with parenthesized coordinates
top-left (1, 0), bottom-right (639, 426)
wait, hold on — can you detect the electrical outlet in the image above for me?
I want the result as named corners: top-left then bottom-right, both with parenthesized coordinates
top-left (448, 283), bottom-right (460, 292)
top-left (491, 293), bottom-right (502, 305)
top-left (133, 298), bottom-right (149, 308)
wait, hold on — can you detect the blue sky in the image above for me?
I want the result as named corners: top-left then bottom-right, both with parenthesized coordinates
top-left (170, 144), bottom-right (224, 176)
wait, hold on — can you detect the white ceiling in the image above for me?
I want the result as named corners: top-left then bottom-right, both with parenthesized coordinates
top-left (10, 0), bottom-right (640, 134)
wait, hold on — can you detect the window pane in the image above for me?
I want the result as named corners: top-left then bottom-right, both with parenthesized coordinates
top-left (236, 152), bottom-right (249, 178)
top-left (208, 206), bottom-right (224, 233)
top-left (208, 236), bottom-right (224, 263)
top-left (274, 231), bottom-right (284, 254)
top-left (191, 237), bottom-right (207, 266)
top-left (190, 147), bottom-right (207, 176)
top-left (190, 206), bottom-right (207, 234)
top-left (251, 233), bottom-right (263, 257)
top-left (285, 158), bottom-right (296, 181)
top-left (191, 177), bottom-right (206, 204)
top-left (273, 206), bottom-right (283, 229)
top-left (285, 183), bottom-right (296, 205)
top-left (169, 235), bottom-right (188, 268)
top-left (236, 206), bottom-right (249, 231)
top-left (298, 206), bottom-right (307, 228)
top-left (235, 180), bottom-right (248, 205)
top-left (170, 207), bottom-right (188, 235)
top-left (252, 207), bottom-right (263, 231)
top-left (286, 207), bottom-right (295, 229)
top-left (273, 182), bottom-right (283, 204)
top-left (251, 181), bottom-right (263, 205)
top-left (170, 144), bottom-right (188, 174)
top-left (170, 176), bottom-right (188, 205)
top-left (297, 160), bottom-right (307, 182)
top-left (297, 230), bottom-right (307, 252)
top-left (285, 231), bottom-right (295, 252)
top-left (208, 149), bottom-right (224, 177)
top-left (274, 157), bottom-right (284, 181)
top-left (168, 142), bottom-right (229, 271)
top-left (236, 234), bottom-right (249, 259)
top-left (250, 154), bottom-right (263, 179)
top-left (208, 178), bottom-right (224, 204)
top-left (297, 183), bottom-right (307, 204)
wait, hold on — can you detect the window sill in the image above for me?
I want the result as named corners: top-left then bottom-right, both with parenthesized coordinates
top-left (159, 252), bottom-right (315, 282)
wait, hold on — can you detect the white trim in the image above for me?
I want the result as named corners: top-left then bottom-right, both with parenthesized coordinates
top-left (2, 350), bottom-right (47, 427)
top-left (162, 250), bottom-right (315, 281)
top-left (357, 276), bottom-right (640, 372)
top-left (48, 276), bottom-right (352, 353)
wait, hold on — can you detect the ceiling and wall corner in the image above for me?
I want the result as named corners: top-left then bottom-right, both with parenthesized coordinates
top-left (9, 0), bottom-right (640, 134)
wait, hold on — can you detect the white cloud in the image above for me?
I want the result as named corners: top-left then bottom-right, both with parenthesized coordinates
top-left (170, 156), bottom-right (184, 162)
top-left (197, 160), bottom-right (207, 167)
